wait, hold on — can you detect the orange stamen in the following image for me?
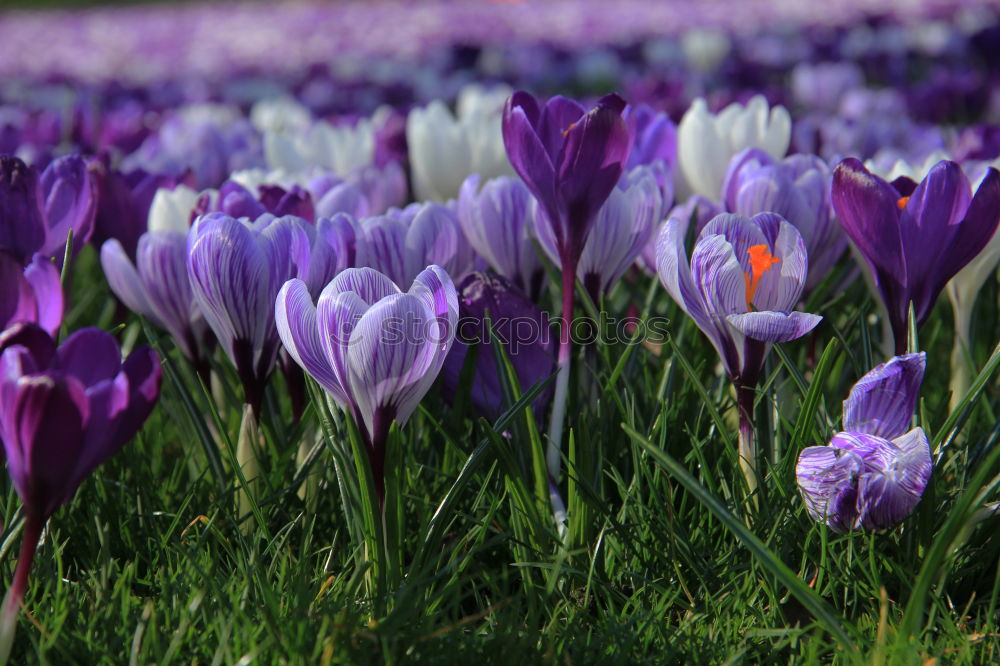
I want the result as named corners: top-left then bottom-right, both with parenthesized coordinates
top-left (897, 196), bottom-right (909, 210)
top-left (562, 121), bottom-right (578, 137)
top-left (743, 244), bottom-right (781, 308)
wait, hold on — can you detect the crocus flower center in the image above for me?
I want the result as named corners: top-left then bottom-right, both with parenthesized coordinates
top-left (896, 196), bottom-right (909, 210)
top-left (743, 244), bottom-right (781, 308)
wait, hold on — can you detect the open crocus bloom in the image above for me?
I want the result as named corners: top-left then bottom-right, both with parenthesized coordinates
top-left (796, 353), bottom-right (930, 533)
top-left (655, 211), bottom-right (821, 384)
top-left (275, 265), bottom-right (458, 499)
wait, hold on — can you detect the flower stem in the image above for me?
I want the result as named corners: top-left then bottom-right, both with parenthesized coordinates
top-left (736, 382), bottom-right (758, 503)
top-left (546, 256), bottom-right (577, 479)
top-left (949, 295), bottom-right (975, 413)
top-left (0, 515), bottom-right (44, 665)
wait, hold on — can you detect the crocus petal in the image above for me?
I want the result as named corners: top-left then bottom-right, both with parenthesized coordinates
top-left (856, 427), bottom-right (931, 531)
top-left (101, 239), bottom-right (160, 326)
top-left (56, 327), bottom-right (123, 387)
top-left (0, 156), bottom-right (46, 262)
top-left (726, 311), bottom-right (822, 342)
top-left (795, 445), bottom-right (863, 534)
top-left (831, 158), bottom-right (906, 279)
top-left (503, 97), bottom-right (558, 223)
top-left (22, 253), bottom-right (63, 335)
top-left (842, 352), bottom-right (926, 440)
top-left (40, 155), bottom-right (97, 259)
top-left (275, 279), bottom-right (348, 404)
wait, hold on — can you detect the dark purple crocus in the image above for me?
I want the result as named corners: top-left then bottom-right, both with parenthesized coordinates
top-left (0, 323), bottom-right (161, 648)
top-left (656, 212), bottom-right (822, 493)
top-left (723, 149), bottom-right (845, 291)
top-left (217, 180), bottom-right (315, 222)
top-left (441, 272), bottom-right (555, 420)
top-left (88, 155), bottom-right (178, 260)
top-left (832, 159), bottom-right (1000, 354)
top-left (796, 353), bottom-right (930, 533)
top-left (502, 91), bottom-right (631, 471)
top-left (186, 213), bottom-right (312, 419)
top-left (0, 155), bottom-right (96, 264)
top-left (275, 265), bottom-right (458, 504)
top-left (0, 252), bottom-right (62, 335)
top-left (625, 103), bottom-right (677, 174)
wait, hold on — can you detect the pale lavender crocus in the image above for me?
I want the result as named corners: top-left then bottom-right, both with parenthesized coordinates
top-left (275, 265), bottom-right (458, 504)
top-left (796, 353), bottom-right (930, 533)
top-left (457, 174), bottom-right (545, 300)
top-left (656, 212), bottom-right (822, 493)
top-left (722, 148), bottom-right (845, 291)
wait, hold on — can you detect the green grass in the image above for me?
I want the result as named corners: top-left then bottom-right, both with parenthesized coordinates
top-left (2, 246), bottom-right (999, 664)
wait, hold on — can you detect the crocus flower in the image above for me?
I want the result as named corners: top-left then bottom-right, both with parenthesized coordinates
top-left (676, 95), bottom-right (791, 200)
top-left (502, 90), bottom-right (631, 474)
top-left (101, 232), bottom-right (209, 370)
top-left (186, 213), bottom-right (312, 419)
top-left (723, 149), bottom-right (845, 290)
top-left (625, 104), bottom-right (677, 174)
top-left (441, 272), bottom-right (555, 420)
top-left (275, 265), bottom-right (458, 503)
top-left (88, 156), bottom-right (178, 261)
top-left (639, 194), bottom-right (723, 273)
top-left (0, 252), bottom-right (62, 335)
top-left (831, 158), bottom-right (1000, 354)
top-left (0, 322), bottom-right (161, 653)
top-left (656, 212), bottom-right (822, 492)
top-left (264, 116), bottom-right (375, 177)
top-left (457, 174), bottom-right (545, 300)
top-left (147, 184), bottom-right (206, 234)
top-left (407, 85), bottom-right (514, 201)
top-left (536, 164), bottom-right (664, 301)
top-left (796, 353), bottom-right (930, 533)
top-left (0, 155), bottom-right (96, 263)
top-left (361, 202), bottom-right (475, 288)
top-left (217, 180), bottom-right (315, 222)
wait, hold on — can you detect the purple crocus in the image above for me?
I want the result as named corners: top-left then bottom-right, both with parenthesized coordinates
top-left (186, 213), bottom-right (312, 419)
top-left (457, 174), bottom-right (545, 300)
top-left (88, 155), bottom-right (179, 261)
top-left (796, 353), bottom-right (930, 533)
top-left (275, 265), bottom-right (458, 503)
top-left (656, 212), bottom-right (822, 492)
top-left (441, 272), bottom-right (555, 420)
top-left (0, 252), bottom-right (62, 335)
top-left (502, 91), bottom-right (631, 470)
top-left (723, 149), bottom-right (845, 291)
top-left (625, 103), bottom-right (677, 174)
top-left (831, 159), bottom-right (1000, 353)
top-left (361, 202), bottom-right (475, 288)
top-left (536, 164), bottom-right (664, 301)
top-left (217, 180), bottom-right (315, 222)
top-left (101, 232), bottom-right (210, 373)
top-left (0, 322), bottom-right (161, 646)
top-left (0, 155), bottom-right (96, 263)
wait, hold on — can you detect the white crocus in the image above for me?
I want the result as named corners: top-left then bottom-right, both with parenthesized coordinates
top-left (148, 185), bottom-right (213, 233)
top-left (407, 84), bottom-right (514, 202)
top-left (249, 96), bottom-right (312, 134)
top-left (264, 117), bottom-right (375, 178)
top-left (676, 95), bottom-right (791, 200)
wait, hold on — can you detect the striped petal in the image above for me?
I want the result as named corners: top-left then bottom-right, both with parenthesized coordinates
top-left (842, 352), bottom-right (926, 439)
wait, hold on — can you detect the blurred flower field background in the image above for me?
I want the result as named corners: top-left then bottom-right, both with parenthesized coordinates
top-left (1, 0), bottom-right (999, 663)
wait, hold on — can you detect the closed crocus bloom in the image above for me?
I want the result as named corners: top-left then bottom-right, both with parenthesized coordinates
top-left (265, 117), bottom-right (375, 178)
top-left (441, 272), bottom-right (555, 420)
top-left (625, 104), bottom-right (677, 174)
top-left (275, 265), bottom-right (458, 503)
top-left (677, 95), bottom-right (791, 200)
top-left (0, 323), bottom-right (161, 652)
top-left (88, 156), bottom-right (178, 261)
top-left (217, 180), bottom-right (315, 222)
top-left (312, 163), bottom-right (408, 219)
top-left (537, 164), bottom-right (663, 300)
top-left (723, 149), bottom-right (844, 290)
top-left (656, 212), bottom-right (821, 493)
top-left (0, 155), bottom-right (96, 263)
top-left (0, 156), bottom-right (46, 263)
top-left (148, 184), bottom-right (204, 233)
top-left (457, 174), bottom-right (544, 300)
top-left (101, 232), bottom-right (207, 366)
top-left (0, 252), bottom-right (62, 335)
top-left (187, 213), bottom-right (312, 418)
top-left (832, 158), bottom-right (1000, 353)
top-left (796, 353), bottom-right (930, 533)
top-left (361, 202), bottom-right (474, 288)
